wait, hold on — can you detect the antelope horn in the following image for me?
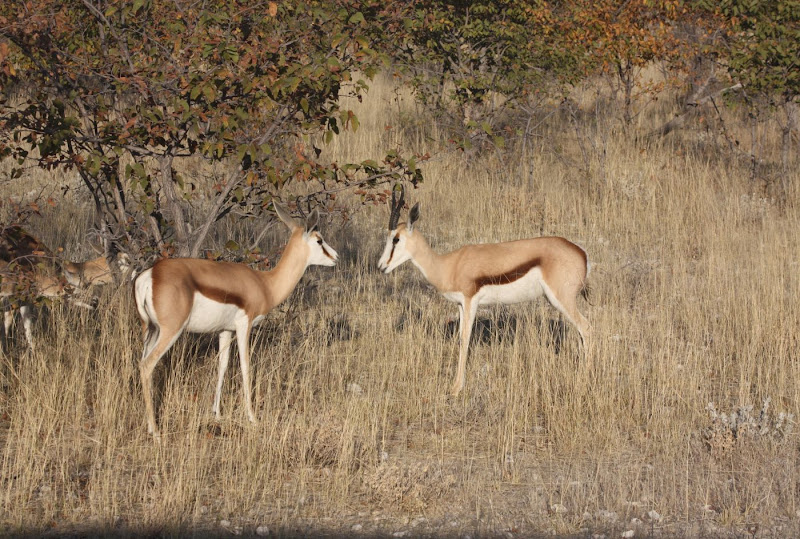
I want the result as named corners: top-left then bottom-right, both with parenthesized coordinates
top-left (388, 183), bottom-right (405, 230)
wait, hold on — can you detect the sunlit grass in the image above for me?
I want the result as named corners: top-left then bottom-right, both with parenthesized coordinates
top-left (1, 74), bottom-right (799, 536)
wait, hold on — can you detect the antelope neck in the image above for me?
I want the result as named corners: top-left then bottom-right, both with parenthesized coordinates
top-left (261, 229), bottom-right (309, 307)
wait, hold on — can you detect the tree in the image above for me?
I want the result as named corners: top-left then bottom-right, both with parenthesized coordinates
top-left (714, 0), bottom-right (800, 171)
top-left (387, 0), bottom-right (587, 152)
top-left (0, 0), bottom-right (421, 262)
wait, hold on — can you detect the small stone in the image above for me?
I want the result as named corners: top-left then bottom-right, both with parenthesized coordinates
top-left (551, 503), bottom-right (568, 514)
top-left (347, 382), bottom-right (364, 395)
top-left (351, 524), bottom-right (363, 532)
top-left (255, 525), bottom-right (270, 536)
top-left (220, 520), bottom-right (231, 528)
top-left (596, 510), bottom-right (618, 522)
top-left (392, 532), bottom-right (408, 537)
top-left (647, 510), bottom-right (661, 522)
top-left (621, 531), bottom-right (635, 539)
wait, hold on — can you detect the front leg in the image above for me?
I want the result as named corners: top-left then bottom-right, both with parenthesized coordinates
top-left (19, 305), bottom-right (34, 353)
top-left (212, 330), bottom-right (234, 419)
top-left (234, 318), bottom-right (257, 424)
top-left (451, 298), bottom-right (478, 396)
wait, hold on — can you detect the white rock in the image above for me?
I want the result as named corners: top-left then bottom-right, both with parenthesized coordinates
top-left (256, 525), bottom-right (270, 536)
top-left (220, 520), bottom-right (231, 528)
top-left (621, 531), bottom-right (635, 539)
top-left (392, 532), bottom-right (408, 538)
top-left (596, 510), bottom-right (618, 522)
top-left (630, 518), bottom-right (642, 526)
top-left (351, 524), bottom-right (363, 532)
top-left (647, 509), bottom-right (661, 522)
top-left (551, 503), bottom-right (568, 514)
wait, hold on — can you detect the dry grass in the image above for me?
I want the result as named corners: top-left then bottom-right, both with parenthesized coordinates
top-left (1, 75), bottom-right (800, 538)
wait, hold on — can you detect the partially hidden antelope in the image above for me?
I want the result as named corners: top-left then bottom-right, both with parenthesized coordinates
top-left (1, 225), bottom-right (68, 352)
top-left (134, 204), bottom-right (338, 438)
top-left (378, 186), bottom-right (591, 396)
top-left (62, 251), bottom-right (133, 288)
top-left (1, 225), bottom-right (125, 352)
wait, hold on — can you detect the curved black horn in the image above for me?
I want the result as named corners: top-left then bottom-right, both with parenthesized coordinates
top-left (388, 183), bottom-right (405, 230)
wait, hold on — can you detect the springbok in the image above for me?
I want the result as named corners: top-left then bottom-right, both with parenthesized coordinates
top-left (1, 225), bottom-right (66, 352)
top-left (378, 186), bottom-right (591, 396)
top-left (1, 225), bottom-right (126, 352)
top-left (134, 204), bottom-right (338, 438)
top-left (62, 251), bottom-right (133, 288)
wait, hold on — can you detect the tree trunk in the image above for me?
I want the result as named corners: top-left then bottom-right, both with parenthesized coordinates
top-left (157, 154), bottom-right (190, 257)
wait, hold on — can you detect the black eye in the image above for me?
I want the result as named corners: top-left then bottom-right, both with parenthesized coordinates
top-left (317, 238), bottom-right (323, 245)
top-left (392, 236), bottom-right (399, 244)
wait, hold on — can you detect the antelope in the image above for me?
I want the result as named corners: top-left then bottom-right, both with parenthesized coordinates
top-left (1, 225), bottom-right (66, 352)
top-left (1, 225), bottom-right (126, 352)
top-left (378, 186), bottom-right (591, 396)
top-left (62, 252), bottom-right (133, 288)
top-left (134, 204), bottom-right (338, 438)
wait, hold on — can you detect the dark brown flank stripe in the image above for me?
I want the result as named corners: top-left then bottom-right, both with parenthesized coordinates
top-left (195, 281), bottom-right (247, 310)
top-left (474, 258), bottom-right (541, 290)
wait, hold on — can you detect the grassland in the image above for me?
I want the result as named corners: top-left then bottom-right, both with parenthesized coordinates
top-left (1, 76), bottom-right (799, 538)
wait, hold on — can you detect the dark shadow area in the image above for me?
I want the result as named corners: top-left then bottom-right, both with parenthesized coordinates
top-left (326, 313), bottom-right (356, 344)
top-left (442, 310), bottom-right (573, 355)
top-left (443, 310), bottom-right (519, 346)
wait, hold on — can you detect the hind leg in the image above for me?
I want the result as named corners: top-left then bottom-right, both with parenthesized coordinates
top-left (139, 323), bottom-right (183, 438)
top-left (542, 283), bottom-right (591, 351)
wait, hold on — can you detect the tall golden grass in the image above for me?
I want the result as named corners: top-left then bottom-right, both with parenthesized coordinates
top-left (1, 75), bottom-right (799, 537)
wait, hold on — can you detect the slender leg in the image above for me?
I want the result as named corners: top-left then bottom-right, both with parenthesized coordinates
top-left (19, 305), bottom-right (34, 353)
top-left (542, 284), bottom-right (591, 352)
top-left (212, 330), bottom-right (234, 419)
top-left (139, 324), bottom-right (182, 438)
top-left (4, 309), bottom-right (14, 335)
top-left (234, 318), bottom-right (257, 423)
top-left (451, 298), bottom-right (478, 396)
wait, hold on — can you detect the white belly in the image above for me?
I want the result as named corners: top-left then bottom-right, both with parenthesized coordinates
top-left (475, 268), bottom-right (544, 306)
top-left (184, 292), bottom-right (245, 333)
top-left (442, 291), bottom-right (465, 304)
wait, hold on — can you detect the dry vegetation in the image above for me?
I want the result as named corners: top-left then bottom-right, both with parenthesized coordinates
top-left (1, 76), bottom-right (799, 538)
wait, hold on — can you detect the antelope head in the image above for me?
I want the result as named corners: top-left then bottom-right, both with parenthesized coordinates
top-left (378, 184), bottom-right (419, 274)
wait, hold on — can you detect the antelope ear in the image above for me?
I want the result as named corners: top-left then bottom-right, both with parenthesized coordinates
top-left (305, 209), bottom-right (319, 233)
top-left (274, 203), bottom-right (299, 230)
top-left (408, 203), bottom-right (420, 230)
